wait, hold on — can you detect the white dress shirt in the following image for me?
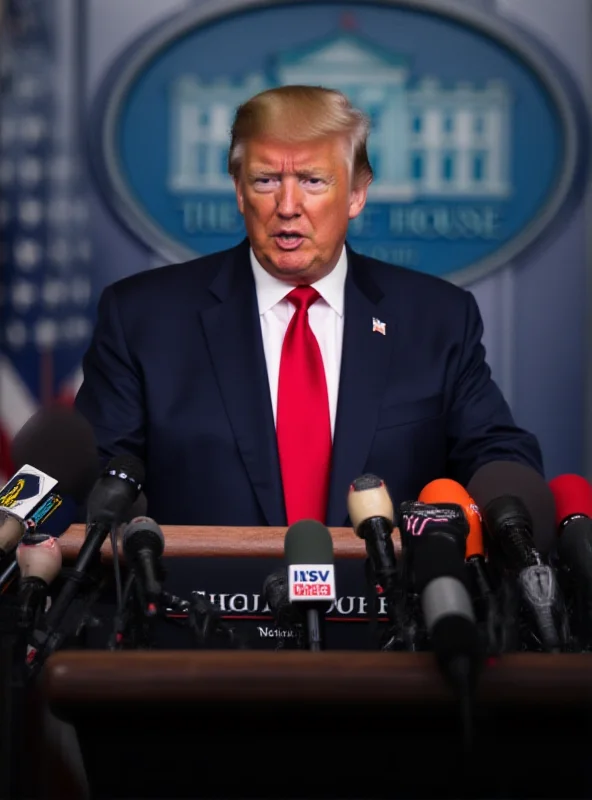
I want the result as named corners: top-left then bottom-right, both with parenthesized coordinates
top-left (250, 247), bottom-right (347, 439)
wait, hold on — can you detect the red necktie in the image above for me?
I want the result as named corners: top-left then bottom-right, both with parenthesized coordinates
top-left (277, 286), bottom-right (332, 525)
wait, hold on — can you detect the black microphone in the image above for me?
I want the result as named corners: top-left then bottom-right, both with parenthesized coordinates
top-left (124, 491), bottom-right (148, 522)
top-left (347, 474), bottom-right (410, 649)
top-left (467, 461), bottom-right (556, 555)
top-left (347, 474), bottom-right (397, 595)
top-left (399, 501), bottom-right (482, 695)
top-left (467, 461), bottom-right (568, 652)
top-left (284, 520), bottom-right (336, 652)
top-left (122, 517), bottom-right (165, 616)
top-left (15, 534), bottom-right (63, 629)
top-left (27, 454), bottom-right (144, 669)
top-left (262, 569), bottom-right (304, 648)
top-left (11, 405), bottom-right (100, 508)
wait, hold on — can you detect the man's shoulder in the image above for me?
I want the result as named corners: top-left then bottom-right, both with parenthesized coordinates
top-left (104, 243), bottom-right (240, 303)
top-left (351, 249), bottom-right (471, 308)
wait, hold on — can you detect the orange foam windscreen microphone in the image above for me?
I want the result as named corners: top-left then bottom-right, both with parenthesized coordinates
top-left (418, 477), bottom-right (504, 656)
top-left (418, 478), bottom-right (483, 559)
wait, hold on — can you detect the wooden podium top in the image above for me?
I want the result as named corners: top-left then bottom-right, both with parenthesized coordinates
top-left (43, 650), bottom-right (592, 710)
top-left (58, 524), bottom-right (366, 560)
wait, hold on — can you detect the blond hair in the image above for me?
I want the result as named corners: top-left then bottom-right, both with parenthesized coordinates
top-left (228, 85), bottom-right (373, 187)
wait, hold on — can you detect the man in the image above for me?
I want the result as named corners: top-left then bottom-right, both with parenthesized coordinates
top-left (75, 85), bottom-right (542, 526)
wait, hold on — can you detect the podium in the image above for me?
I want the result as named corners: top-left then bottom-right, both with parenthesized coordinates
top-left (38, 650), bottom-right (592, 799)
top-left (25, 526), bottom-right (592, 798)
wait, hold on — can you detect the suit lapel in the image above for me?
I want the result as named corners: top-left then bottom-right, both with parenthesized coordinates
top-left (326, 249), bottom-right (398, 526)
top-left (200, 241), bottom-right (285, 525)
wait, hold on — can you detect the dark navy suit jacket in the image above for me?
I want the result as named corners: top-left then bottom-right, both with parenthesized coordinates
top-left (74, 239), bottom-right (543, 526)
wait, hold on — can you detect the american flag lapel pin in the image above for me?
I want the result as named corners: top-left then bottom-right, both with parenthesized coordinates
top-left (372, 317), bottom-right (386, 336)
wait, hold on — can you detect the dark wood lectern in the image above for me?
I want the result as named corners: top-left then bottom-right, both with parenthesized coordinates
top-left (40, 650), bottom-right (592, 799)
top-left (31, 526), bottom-right (592, 799)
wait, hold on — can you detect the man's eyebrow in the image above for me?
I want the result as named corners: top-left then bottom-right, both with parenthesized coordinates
top-left (247, 166), bottom-right (331, 176)
top-left (247, 167), bottom-right (279, 176)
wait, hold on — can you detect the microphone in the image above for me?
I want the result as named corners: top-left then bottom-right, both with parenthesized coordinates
top-left (347, 474), bottom-right (410, 649)
top-left (398, 501), bottom-right (482, 694)
top-left (124, 491), bottom-right (148, 522)
top-left (0, 466), bottom-right (59, 557)
top-left (284, 520), bottom-right (336, 652)
top-left (262, 570), bottom-right (304, 648)
top-left (347, 474), bottom-right (397, 595)
top-left (122, 517), bottom-right (165, 616)
top-left (0, 407), bottom-right (101, 591)
top-left (549, 474), bottom-right (592, 647)
top-left (27, 454), bottom-right (144, 669)
top-left (15, 534), bottom-right (63, 629)
top-left (418, 478), bottom-right (504, 655)
top-left (467, 461), bottom-right (556, 555)
top-left (11, 405), bottom-right (100, 508)
top-left (467, 461), bottom-right (568, 652)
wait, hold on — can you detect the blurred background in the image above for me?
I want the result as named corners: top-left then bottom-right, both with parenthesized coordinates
top-left (0, 0), bottom-right (590, 485)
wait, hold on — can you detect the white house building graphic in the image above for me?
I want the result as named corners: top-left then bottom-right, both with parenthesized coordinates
top-left (168, 31), bottom-right (512, 200)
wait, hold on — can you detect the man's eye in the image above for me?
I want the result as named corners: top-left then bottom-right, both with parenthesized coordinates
top-left (254, 177), bottom-right (278, 188)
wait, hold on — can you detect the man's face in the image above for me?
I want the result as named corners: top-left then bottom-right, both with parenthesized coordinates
top-left (234, 135), bottom-right (368, 284)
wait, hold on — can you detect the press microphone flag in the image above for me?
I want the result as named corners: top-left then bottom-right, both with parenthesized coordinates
top-left (0, 466), bottom-right (58, 520)
top-left (285, 520), bottom-right (336, 652)
top-left (0, 466), bottom-right (59, 557)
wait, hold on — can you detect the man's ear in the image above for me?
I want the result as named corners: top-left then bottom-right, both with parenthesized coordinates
top-left (348, 182), bottom-right (369, 220)
top-left (234, 177), bottom-right (245, 215)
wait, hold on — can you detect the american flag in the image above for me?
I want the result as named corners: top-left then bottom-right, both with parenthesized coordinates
top-left (372, 317), bottom-right (386, 336)
top-left (0, 0), bottom-right (93, 483)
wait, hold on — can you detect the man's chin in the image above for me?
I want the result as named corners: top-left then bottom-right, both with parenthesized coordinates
top-left (266, 255), bottom-right (315, 281)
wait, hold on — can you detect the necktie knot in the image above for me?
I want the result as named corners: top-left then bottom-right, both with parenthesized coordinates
top-left (286, 285), bottom-right (321, 312)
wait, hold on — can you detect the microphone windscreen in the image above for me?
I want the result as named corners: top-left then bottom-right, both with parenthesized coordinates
top-left (16, 534), bottom-right (62, 583)
top-left (10, 406), bottom-right (100, 503)
top-left (122, 516), bottom-right (164, 558)
top-left (87, 454), bottom-right (145, 522)
top-left (263, 569), bottom-right (291, 616)
top-left (347, 474), bottom-right (394, 531)
top-left (466, 461), bottom-right (556, 555)
top-left (418, 478), bottom-right (483, 558)
top-left (413, 535), bottom-right (468, 594)
top-left (548, 474), bottom-right (592, 529)
top-left (284, 520), bottom-right (334, 565)
top-left (125, 491), bottom-right (148, 522)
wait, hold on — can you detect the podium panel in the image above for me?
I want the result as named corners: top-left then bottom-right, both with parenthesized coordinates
top-left (58, 525), bottom-right (385, 652)
top-left (39, 650), bottom-right (592, 800)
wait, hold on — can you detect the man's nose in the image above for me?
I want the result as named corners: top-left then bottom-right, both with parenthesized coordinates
top-left (276, 179), bottom-right (302, 217)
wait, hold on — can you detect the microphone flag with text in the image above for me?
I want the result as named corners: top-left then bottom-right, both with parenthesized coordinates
top-left (0, 406), bottom-right (100, 592)
top-left (284, 519), bottom-right (336, 652)
top-left (398, 500), bottom-right (482, 696)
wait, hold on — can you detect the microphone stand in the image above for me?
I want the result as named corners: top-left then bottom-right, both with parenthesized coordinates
top-left (0, 596), bottom-right (36, 799)
top-left (25, 558), bottom-right (107, 680)
top-left (171, 591), bottom-right (245, 650)
top-left (108, 585), bottom-right (246, 651)
top-left (109, 572), bottom-right (158, 651)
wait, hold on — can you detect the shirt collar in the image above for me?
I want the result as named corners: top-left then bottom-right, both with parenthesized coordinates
top-left (250, 245), bottom-right (347, 317)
